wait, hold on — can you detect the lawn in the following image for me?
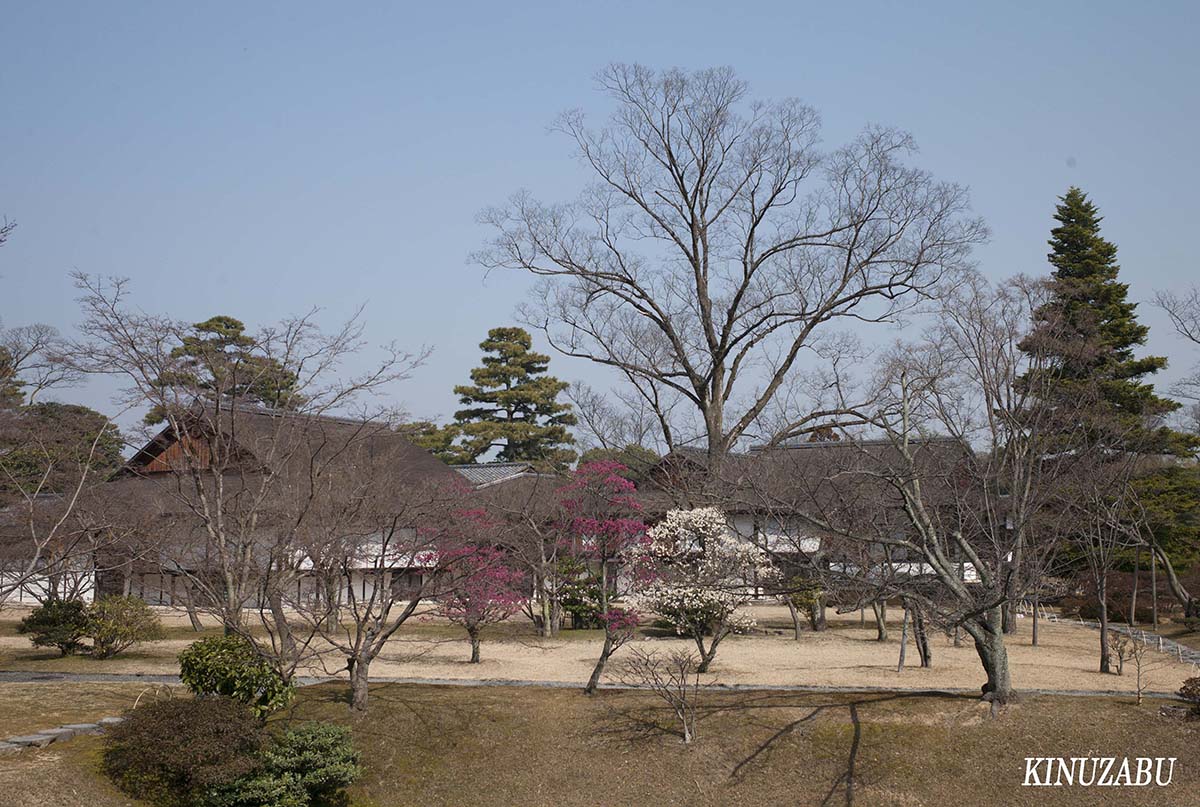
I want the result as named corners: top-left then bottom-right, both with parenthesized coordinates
top-left (2, 682), bottom-right (1197, 807)
top-left (0, 682), bottom-right (178, 738)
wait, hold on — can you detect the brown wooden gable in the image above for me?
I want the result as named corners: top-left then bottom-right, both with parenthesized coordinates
top-left (141, 434), bottom-right (212, 473)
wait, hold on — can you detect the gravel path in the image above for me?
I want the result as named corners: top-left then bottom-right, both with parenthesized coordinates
top-left (0, 669), bottom-right (1183, 699)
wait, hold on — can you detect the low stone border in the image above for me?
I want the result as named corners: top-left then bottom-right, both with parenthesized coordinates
top-left (0, 715), bottom-right (124, 755)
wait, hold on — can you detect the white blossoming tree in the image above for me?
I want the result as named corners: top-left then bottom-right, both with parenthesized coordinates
top-left (637, 507), bottom-right (777, 672)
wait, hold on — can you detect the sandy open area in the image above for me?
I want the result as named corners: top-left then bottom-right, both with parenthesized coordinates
top-left (1, 603), bottom-right (1195, 695)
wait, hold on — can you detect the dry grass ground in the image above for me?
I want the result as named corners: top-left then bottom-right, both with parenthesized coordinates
top-left (0, 681), bottom-right (178, 737)
top-left (1, 683), bottom-right (1197, 807)
top-left (3, 604), bottom-right (1194, 696)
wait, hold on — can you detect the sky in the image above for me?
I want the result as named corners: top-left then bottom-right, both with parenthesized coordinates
top-left (2, 1), bottom-right (1198, 438)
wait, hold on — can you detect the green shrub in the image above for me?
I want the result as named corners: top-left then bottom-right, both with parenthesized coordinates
top-left (1180, 677), bottom-right (1200, 716)
top-left (198, 722), bottom-right (360, 807)
top-left (179, 635), bottom-right (294, 717)
top-left (199, 771), bottom-right (308, 807)
top-left (103, 697), bottom-right (267, 807)
top-left (89, 595), bottom-right (164, 658)
top-left (17, 599), bottom-right (90, 655)
top-left (265, 722), bottom-right (361, 805)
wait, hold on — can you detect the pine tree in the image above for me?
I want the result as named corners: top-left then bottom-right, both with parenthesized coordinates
top-left (440, 327), bottom-right (576, 467)
top-left (145, 316), bottom-right (301, 425)
top-left (0, 346), bottom-right (25, 408)
top-left (0, 402), bottom-right (125, 504)
top-left (1022, 187), bottom-right (1193, 454)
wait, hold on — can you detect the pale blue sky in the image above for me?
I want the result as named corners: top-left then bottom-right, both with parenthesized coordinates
top-left (2, 1), bottom-right (1198, 432)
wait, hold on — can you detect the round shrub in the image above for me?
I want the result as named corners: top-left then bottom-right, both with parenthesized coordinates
top-left (103, 697), bottom-right (267, 807)
top-left (200, 771), bottom-right (308, 807)
top-left (264, 722), bottom-right (362, 804)
top-left (196, 722), bottom-right (360, 807)
top-left (89, 595), bottom-right (165, 658)
top-left (1179, 676), bottom-right (1200, 716)
top-left (17, 599), bottom-right (90, 655)
top-left (179, 635), bottom-right (294, 717)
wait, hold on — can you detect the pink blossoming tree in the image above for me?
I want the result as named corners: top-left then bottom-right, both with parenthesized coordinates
top-left (558, 461), bottom-right (654, 693)
top-left (437, 542), bottom-right (527, 663)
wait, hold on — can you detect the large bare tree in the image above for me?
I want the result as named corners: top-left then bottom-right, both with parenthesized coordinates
top-left (1157, 284), bottom-right (1200, 405)
top-left (72, 273), bottom-right (427, 652)
top-left (476, 64), bottom-right (986, 460)
top-left (740, 273), bottom-right (1079, 703)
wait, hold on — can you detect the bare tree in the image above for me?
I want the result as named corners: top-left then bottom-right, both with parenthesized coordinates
top-left (619, 648), bottom-right (704, 744)
top-left (742, 273), bottom-right (1078, 703)
top-left (476, 64), bottom-right (986, 462)
top-left (285, 455), bottom-right (469, 712)
top-left (72, 274), bottom-right (427, 657)
top-left (1157, 285), bottom-right (1200, 403)
top-left (477, 473), bottom-right (571, 637)
top-left (1059, 444), bottom-right (1164, 673)
top-left (0, 409), bottom-right (142, 606)
top-left (1110, 630), bottom-right (1166, 704)
top-left (1, 324), bottom-right (82, 403)
top-left (568, 381), bottom-right (670, 455)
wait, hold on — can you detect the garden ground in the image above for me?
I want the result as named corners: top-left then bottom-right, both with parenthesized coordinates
top-left (1, 683), bottom-right (1197, 807)
top-left (1, 604), bottom-right (1195, 696)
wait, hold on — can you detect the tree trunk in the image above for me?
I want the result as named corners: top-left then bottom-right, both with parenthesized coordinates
top-left (468, 625), bottom-right (482, 663)
top-left (913, 608), bottom-right (931, 668)
top-left (786, 600), bottom-right (803, 640)
top-left (695, 626), bottom-right (728, 673)
top-left (871, 600), bottom-right (888, 642)
top-left (1031, 595), bottom-right (1040, 647)
top-left (585, 633), bottom-right (614, 694)
top-left (1098, 573), bottom-right (1111, 674)
top-left (1150, 541), bottom-right (1197, 618)
top-left (1151, 549), bottom-right (1159, 628)
top-left (966, 608), bottom-right (1013, 702)
top-left (267, 587), bottom-right (297, 671)
top-left (897, 607), bottom-right (909, 672)
top-left (538, 576), bottom-right (557, 638)
top-left (1129, 548), bottom-right (1140, 626)
top-left (808, 593), bottom-right (827, 632)
top-left (349, 656), bottom-right (371, 713)
top-left (319, 576), bottom-right (341, 632)
top-left (180, 583), bottom-right (203, 632)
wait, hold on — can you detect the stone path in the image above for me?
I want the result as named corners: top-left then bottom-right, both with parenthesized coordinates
top-left (0, 716), bottom-right (123, 756)
top-left (1031, 608), bottom-right (1200, 668)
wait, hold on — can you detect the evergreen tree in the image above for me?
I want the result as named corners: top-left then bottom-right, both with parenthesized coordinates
top-left (145, 316), bottom-right (301, 425)
top-left (401, 420), bottom-right (465, 464)
top-left (577, 444), bottom-right (660, 482)
top-left (439, 327), bottom-right (576, 467)
top-left (0, 346), bottom-right (25, 408)
top-left (0, 402), bottom-right (125, 503)
top-left (1021, 187), bottom-right (1194, 455)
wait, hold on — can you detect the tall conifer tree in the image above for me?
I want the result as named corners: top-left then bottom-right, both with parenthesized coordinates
top-left (1022, 187), bottom-right (1191, 454)
top-left (432, 327), bottom-right (576, 467)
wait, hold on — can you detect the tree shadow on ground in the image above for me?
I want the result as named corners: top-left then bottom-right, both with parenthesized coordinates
top-left (597, 688), bottom-right (976, 806)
